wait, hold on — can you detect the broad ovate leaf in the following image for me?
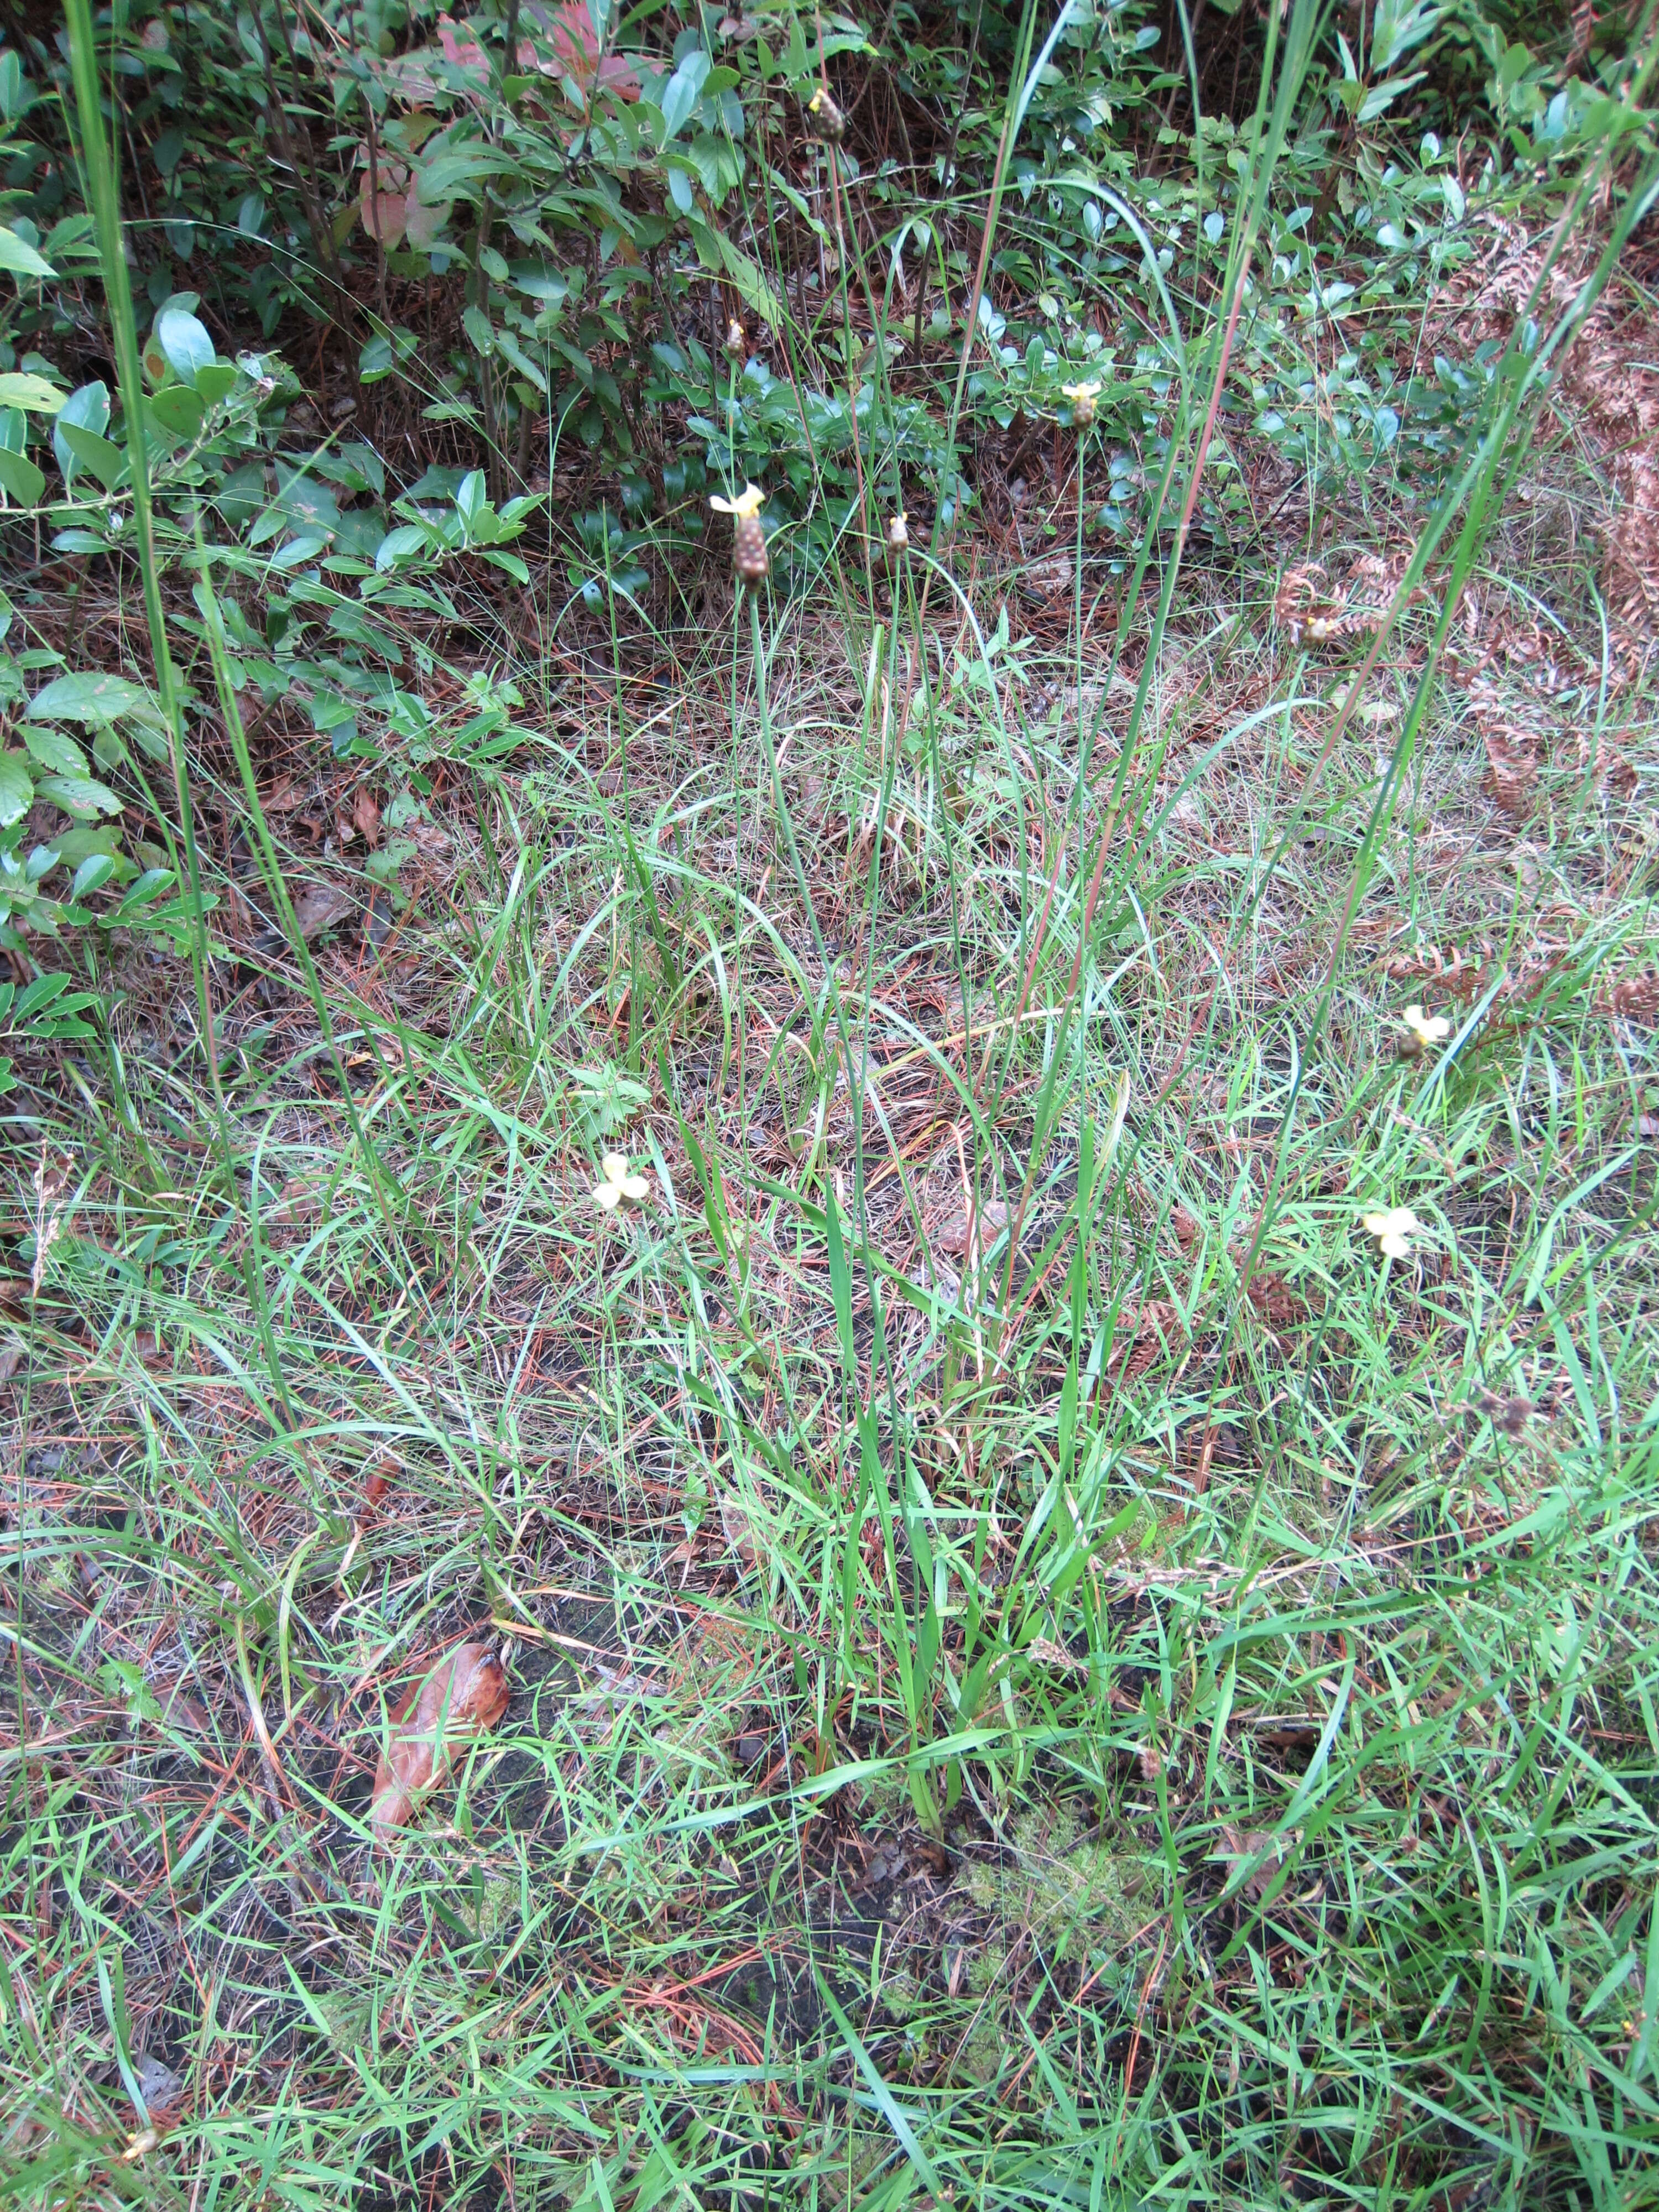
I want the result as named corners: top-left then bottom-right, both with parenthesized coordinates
top-left (371, 1641), bottom-right (509, 1843)
top-left (0, 224), bottom-right (54, 279)
top-left (0, 370), bottom-right (65, 413)
top-left (0, 446), bottom-right (44, 506)
top-left (359, 156), bottom-right (411, 249)
top-left (51, 381), bottom-right (109, 482)
top-left (155, 306), bottom-right (215, 388)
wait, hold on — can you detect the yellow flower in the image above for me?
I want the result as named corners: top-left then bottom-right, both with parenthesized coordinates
top-left (593, 1153), bottom-right (650, 1211)
top-left (1362, 1206), bottom-right (1419, 1261)
top-left (1062, 379), bottom-right (1101, 425)
top-left (887, 510), bottom-right (909, 552)
top-left (709, 483), bottom-right (765, 519)
top-left (1400, 1004), bottom-right (1451, 1050)
top-left (724, 317), bottom-right (746, 356)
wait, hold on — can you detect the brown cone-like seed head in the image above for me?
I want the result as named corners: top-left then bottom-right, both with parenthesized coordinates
top-left (887, 512), bottom-right (909, 555)
top-left (725, 317), bottom-right (746, 358)
top-left (734, 512), bottom-right (769, 586)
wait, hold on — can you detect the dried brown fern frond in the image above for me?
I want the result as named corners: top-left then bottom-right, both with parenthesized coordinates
top-left (1432, 212), bottom-right (1659, 671)
top-left (1600, 971), bottom-right (1659, 1023)
top-left (1385, 942), bottom-right (1498, 1000)
top-left (1482, 733), bottom-right (1538, 819)
top-left (1108, 1298), bottom-right (1187, 1382)
top-left (1384, 939), bottom-right (1572, 1019)
top-left (1246, 1271), bottom-right (1307, 1329)
top-left (1274, 550), bottom-right (1427, 645)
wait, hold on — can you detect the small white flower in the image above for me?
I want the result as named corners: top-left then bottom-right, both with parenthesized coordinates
top-left (1362, 1206), bottom-right (1419, 1261)
top-left (593, 1152), bottom-right (650, 1211)
top-left (1400, 1004), bottom-right (1451, 1050)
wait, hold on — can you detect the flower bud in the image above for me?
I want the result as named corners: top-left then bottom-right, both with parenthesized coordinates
top-left (711, 483), bottom-right (769, 587)
top-left (1062, 380), bottom-right (1101, 428)
top-left (807, 85), bottom-right (846, 142)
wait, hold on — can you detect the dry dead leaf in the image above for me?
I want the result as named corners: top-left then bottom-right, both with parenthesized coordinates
top-left (264, 774), bottom-right (305, 813)
top-left (371, 1642), bottom-right (509, 1843)
top-left (1219, 1824), bottom-right (1287, 1900)
top-left (936, 1197), bottom-right (1009, 1259)
top-left (291, 881), bottom-right (356, 940)
top-left (154, 1681), bottom-right (211, 1735)
top-left (265, 1176), bottom-right (327, 1226)
top-left (352, 787), bottom-right (380, 848)
top-left (1482, 732), bottom-right (1537, 818)
top-left (719, 1491), bottom-right (757, 1570)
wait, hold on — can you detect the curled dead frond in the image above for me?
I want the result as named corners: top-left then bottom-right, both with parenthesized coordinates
top-left (1599, 970), bottom-right (1659, 1023)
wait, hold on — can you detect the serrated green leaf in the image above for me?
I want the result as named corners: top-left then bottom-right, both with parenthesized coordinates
top-left (22, 725), bottom-right (88, 776)
top-left (28, 672), bottom-right (150, 724)
top-left (0, 752), bottom-right (32, 826)
top-left (39, 773), bottom-right (123, 818)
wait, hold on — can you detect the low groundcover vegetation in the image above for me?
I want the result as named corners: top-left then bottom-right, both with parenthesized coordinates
top-left (1, 0), bottom-right (1657, 2204)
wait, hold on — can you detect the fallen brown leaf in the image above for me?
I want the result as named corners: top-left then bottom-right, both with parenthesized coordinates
top-left (719, 1491), bottom-right (758, 1571)
top-left (291, 881), bottom-right (356, 941)
top-left (936, 1197), bottom-right (1009, 1259)
top-left (1218, 1823), bottom-right (1287, 1900)
top-left (352, 786), bottom-right (380, 848)
top-left (371, 1642), bottom-right (509, 1843)
top-left (154, 1681), bottom-right (211, 1735)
